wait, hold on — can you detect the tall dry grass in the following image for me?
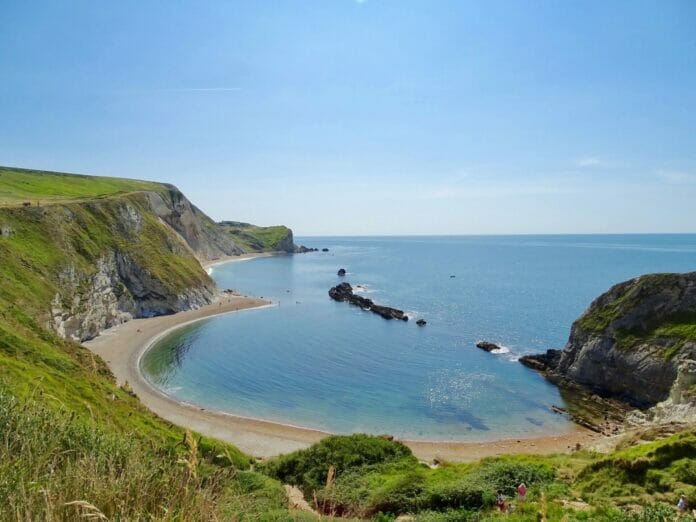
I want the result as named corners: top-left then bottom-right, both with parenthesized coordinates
top-left (0, 391), bottom-right (238, 520)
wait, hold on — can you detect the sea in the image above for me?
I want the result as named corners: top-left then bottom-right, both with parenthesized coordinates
top-left (141, 235), bottom-right (696, 441)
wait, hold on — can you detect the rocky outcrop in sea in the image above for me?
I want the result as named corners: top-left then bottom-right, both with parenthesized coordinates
top-left (329, 282), bottom-right (408, 321)
top-left (295, 245), bottom-right (318, 253)
top-left (476, 341), bottom-right (501, 352)
top-left (520, 272), bottom-right (696, 423)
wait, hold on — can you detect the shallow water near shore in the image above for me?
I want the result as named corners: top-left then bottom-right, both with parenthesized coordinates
top-left (142, 234), bottom-right (696, 441)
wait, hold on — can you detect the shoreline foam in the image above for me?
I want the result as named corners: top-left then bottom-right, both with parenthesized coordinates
top-left (84, 255), bottom-right (600, 461)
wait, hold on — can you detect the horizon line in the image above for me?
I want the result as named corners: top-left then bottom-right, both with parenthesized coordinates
top-left (294, 232), bottom-right (696, 238)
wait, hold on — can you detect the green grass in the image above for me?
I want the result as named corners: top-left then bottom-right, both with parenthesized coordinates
top-left (576, 274), bottom-right (680, 335)
top-left (0, 390), bottom-right (302, 520)
top-left (261, 432), bottom-right (696, 521)
top-left (0, 166), bottom-right (336, 520)
top-left (219, 221), bottom-right (294, 252)
top-left (0, 192), bottom-right (213, 329)
top-left (263, 439), bottom-right (556, 518)
top-left (574, 274), bottom-right (696, 359)
top-left (0, 166), bottom-right (166, 206)
top-left (576, 429), bottom-right (696, 506)
top-left (652, 313), bottom-right (696, 341)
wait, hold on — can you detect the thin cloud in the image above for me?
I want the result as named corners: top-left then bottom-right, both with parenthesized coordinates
top-left (656, 169), bottom-right (696, 184)
top-left (576, 157), bottom-right (603, 167)
top-left (156, 87), bottom-right (243, 92)
top-left (574, 156), bottom-right (627, 169)
top-left (391, 181), bottom-right (577, 201)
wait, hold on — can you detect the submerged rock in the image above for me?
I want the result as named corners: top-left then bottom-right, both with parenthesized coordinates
top-left (416, 319), bottom-right (427, 326)
top-left (328, 282), bottom-right (408, 321)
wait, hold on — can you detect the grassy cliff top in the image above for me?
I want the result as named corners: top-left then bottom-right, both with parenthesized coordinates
top-left (219, 221), bottom-right (293, 252)
top-left (0, 166), bottom-right (166, 206)
top-left (574, 273), bottom-right (696, 357)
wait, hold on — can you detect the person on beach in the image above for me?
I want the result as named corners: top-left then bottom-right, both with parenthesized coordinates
top-left (517, 482), bottom-right (527, 502)
top-left (496, 490), bottom-right (506, 512)
top-left (677, 494), bottom-right (687, 516)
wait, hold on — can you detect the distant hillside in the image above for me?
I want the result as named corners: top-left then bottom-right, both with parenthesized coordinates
top-left (219, 221), bottom-right (295, 253)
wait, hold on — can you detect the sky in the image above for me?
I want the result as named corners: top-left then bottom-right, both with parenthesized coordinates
top-left (1, 1), bottom-right (696, 235)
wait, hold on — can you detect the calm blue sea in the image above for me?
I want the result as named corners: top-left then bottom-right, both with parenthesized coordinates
top-left (142, 235), bottom-right (696, 441)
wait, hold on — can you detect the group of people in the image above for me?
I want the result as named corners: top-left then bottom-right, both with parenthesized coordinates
top-left (495, 483), bottom-right (526, 514)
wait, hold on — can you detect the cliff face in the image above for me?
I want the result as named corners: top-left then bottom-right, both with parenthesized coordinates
top-left (0, 168), bottom-right (299, 343)
top-left (0, 186), bottom-right (231, 342)
top-left (521, 273), bottom-right (696, 417)
top-left (146, 187), bottom-right (244, 262)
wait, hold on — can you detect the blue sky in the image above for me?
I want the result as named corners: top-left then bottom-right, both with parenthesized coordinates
top-left (1, 1), bottom-right (695, 235)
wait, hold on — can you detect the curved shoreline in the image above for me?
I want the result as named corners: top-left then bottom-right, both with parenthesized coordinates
top-left (84, 260), bottom-right (601, 461)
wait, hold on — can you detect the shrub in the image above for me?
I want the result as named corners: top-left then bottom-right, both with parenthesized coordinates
top-left (261, 434), bottom-right (416, 493)
top-left (672, 458), bottom-right (696, 485)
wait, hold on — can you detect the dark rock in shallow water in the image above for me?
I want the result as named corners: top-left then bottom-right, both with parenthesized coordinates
top-left (322, 248), bottom-right (329, 252)
top-left (519, 350), bottom-right (562, 372)
top-left (328, 282), bottom-right (408, 321)
top-left (476, 340), bottom-right (501, 352)
top-left (294, 245), bottom-right (318, 253)
top-left (372, 304), bottom-right (409, 321)
top-left (416, 319), bottom-right (427, 326)
top-left (337, 268), bottom-right (346, 276)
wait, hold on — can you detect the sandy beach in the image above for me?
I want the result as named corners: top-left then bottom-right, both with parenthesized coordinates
top-left (84, 256), bottom-right (600, 462)
top-left (203, 251), bottom-right (286, 270)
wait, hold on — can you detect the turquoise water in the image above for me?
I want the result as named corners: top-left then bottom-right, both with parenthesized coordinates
top-left (142, 235), bottom-right (696, 441)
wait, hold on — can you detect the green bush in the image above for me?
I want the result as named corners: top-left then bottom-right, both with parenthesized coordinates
top-left (673, 458), bottom-right (696, 485)
top-left (261, 434), bottom-right (416, 493)
top-left (473, 458), bottom-right (556, 496)
top-left (311, 454), bottom-right (556, 517)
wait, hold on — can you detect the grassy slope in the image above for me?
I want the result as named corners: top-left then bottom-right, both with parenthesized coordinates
top-left (262, 433), bottom-right (696, 521)
top-left (575, 274), bottom-right (696, 361)
top-left (220, 221), bottom-right (293, 252)
top-left (0, 166), bottom-right (165, 205)
top-left (0, 194), bottom-right (212, 322)
top-left (0, 168), bottom-right (306, 520)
